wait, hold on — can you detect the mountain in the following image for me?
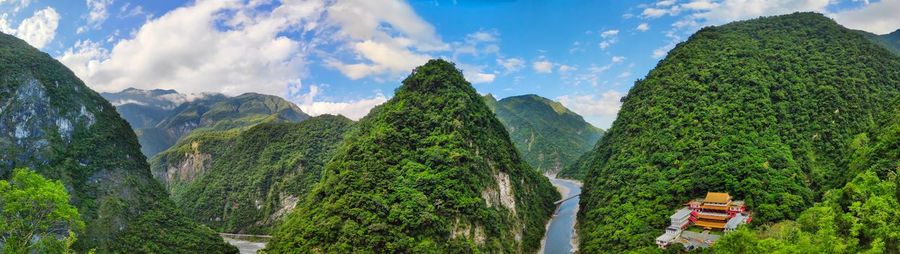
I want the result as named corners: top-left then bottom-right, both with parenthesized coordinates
top-left (169, 115), bottom-right (352, 234)
top-left (263, 59), bottom-right (559, 253)
top-left (101, 89), bottom-right (311, 158)
top-left (577, 13), bottom-right (900, 252)
top-left (0, 32), bottom-right (236, 253)
top-left (859, 28), bottom-right (900, 54)
top-left (712, 100), bottom-right (899, 253)
top-left (484, 94), bottom-right (603, 174)
top-left (100, 88), bottom-right (190, 129)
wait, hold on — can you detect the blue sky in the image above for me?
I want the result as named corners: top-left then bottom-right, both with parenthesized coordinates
top-left (1, 0), bottom-right (897, 128)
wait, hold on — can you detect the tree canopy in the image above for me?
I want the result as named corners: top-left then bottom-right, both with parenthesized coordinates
top-left (577, 12), bottom-right (900, 252)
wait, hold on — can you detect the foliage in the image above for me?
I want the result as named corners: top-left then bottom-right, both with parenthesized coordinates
top-left (577, 13), bottom-right (900, 252)
top-left (1, 168), bottom-right (84, 253)
top-left (485, 94), bottom-right (604, 175)
top-left (263, 59), bottom-right (559, 253)
top-left (0, 32), bottom-right (236, 253)
top-left (115, 91), bottom-right (310, 158)
top-left (711, 170), bottom-right (899, 253)
top-left (172, 115), bottom-right (353, 234)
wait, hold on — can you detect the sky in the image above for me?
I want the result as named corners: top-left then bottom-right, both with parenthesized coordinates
top-left (1, 0), bottom-right (898, 128)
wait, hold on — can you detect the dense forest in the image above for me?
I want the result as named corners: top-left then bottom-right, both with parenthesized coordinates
top-left (263, 59), bottom-right (559, 253)
top-left (712, 100), bottom-right (899, 252)
top-left (171, 115), bottom-right (352, 234)
top-left (484, 94), bottom-right (603, 174)
top-left (577, 12), bottom-right (900, 252)
top-left (0, 32), bottom-right (236, 253)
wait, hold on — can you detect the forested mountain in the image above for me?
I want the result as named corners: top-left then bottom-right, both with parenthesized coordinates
top-left (484, 94), bottom-right (603, 174)
top-left (712, 99), bottom-right (899, 253)
top-left (860, 29), bottom-right (900, 54)
top-left (263, 59), bottom-right (559, 253)
top-left (100, 89), bottom-right (309, 158)
top-left (0, 32), bottom-right (236, 253)
top-left (100, 88), bottom-right (191, 129)
top-left (169, 115), bottom-right (352, 234)
top-left (576, 12), bottom-right (900, 252)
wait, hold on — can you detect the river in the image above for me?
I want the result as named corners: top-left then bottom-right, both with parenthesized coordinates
top-left (221, 235), bottom-right (268, 254)
top-left (539, 175), bottom-right (582, 254)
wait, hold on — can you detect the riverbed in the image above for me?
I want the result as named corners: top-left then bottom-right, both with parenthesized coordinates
top-left (222, 236), bottom-right (267, 254)
top-left (539, 175), bottom-right (582, 254)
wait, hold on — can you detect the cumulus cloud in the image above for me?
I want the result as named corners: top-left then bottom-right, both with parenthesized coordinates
top-left (0, 7), bottom-right (60, 49)
top-left (636, 23), bottom-right (650, 31)
top-left (78, 0), bottom-right (114, 33)
top-left (60, 0), bottom-right (323, 96)
top-left (611, 56), bottom-right (626, 63)
top-left (831, 0), bottom-right (900, 34)
top-left (532, 60), bottom-right (553, 73)
top-left (0, 0), bottom-right (31, 13)
top-left (557, 90), bottom-right (625, 128)
top-left (292, 84), bottom-right (387, 120)
top-left (324, 0), bottom-right (448, 79)
top-left (497, 57), bottom-right (525, 74)
top-left (599, 29), bottom-right (619, 49)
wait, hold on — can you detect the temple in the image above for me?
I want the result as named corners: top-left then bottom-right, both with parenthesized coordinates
top-left (656, 192), bottom-right (752, 249)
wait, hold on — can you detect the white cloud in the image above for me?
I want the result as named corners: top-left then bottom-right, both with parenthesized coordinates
top-left (557, 90), bottom-right (625, 128)
top-left (0, 0), bottom-right (31, 13)
top-left (293, 84), bottom-right (387, 120)
top-left (532, 60), bottom-right (553, 73)
top-left (681, 0), bottom-right (718, 10)
top-left (465, 71), bottom-right (496, 84)
top-left (60, 0), bottom-right (324, 96)
top-left (2, 7), bottom-right (60, 49)
top-left (324, 0), bottom-right (449, 79)
top-left (611, 56), bottom-right (626, 63)
top-left (497, 57), bottom-right (525, 73)
top-left (636, 23), bottom-right (650, 31)
top-left (652, 41), bottom-right (677, 58)
top-left (558, 64), bottom-right (577, 74)
top-left (600, 29), bottom-right (619, 38)
top-left (78, 0), bottom-right (114, 33)
top-left (689, 0), bottom-right (831, 26)
top-left (831, 0), bottom-right (900, 34)
top-left (599, 29), bottom-right (619, 49)
top-left (617, 71), bottom-right (632, 78)
top-left (642, 7), bottom-right (669, 18)
top-left (657, 0), bottom-right (677, 7)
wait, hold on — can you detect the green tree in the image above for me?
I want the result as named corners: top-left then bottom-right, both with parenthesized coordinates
top-left (1, 168), bottom-right (84, 253)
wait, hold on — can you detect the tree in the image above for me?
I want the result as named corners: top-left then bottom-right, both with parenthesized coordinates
top-left (1, 168), bottom-right (84, 253)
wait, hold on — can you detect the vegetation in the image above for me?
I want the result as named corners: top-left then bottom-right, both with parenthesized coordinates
top-left (102, 90), bottom-right (310, 158)
top-left (577, 13), bottom-right (900, 252)
top-left (172, 115), bottom-right (353, 234)
top-left (263, 59), bottom-right (559, 253)
top-left (710, 99), bottom-right (900, 253)
top-left (0, 32), bottom-right (236, 253)
top-left (1, 168), bottom-right (84, 253)
top-left (485, 94), bottom-right (603, 175)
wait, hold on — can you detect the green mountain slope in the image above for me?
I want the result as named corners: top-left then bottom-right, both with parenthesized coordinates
top-left (713, 101), bottom-right (900, 252)
top-left (171, 115), bottom-right (352, 234)
top-left (859, 28), bottom-right (900, 55)
top-left (264, 59), bottom-right (559, 253)
top-left (108, 90), bottom-right (310, 158)
top-left (0, 32), bottom-right (236, 253)
top-left (484, 94), bottom-right (603, 175)
top-left (577, 12), bottom-right (900, 252)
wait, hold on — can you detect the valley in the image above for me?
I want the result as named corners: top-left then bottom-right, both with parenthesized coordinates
top-left (1, 2), bottom-right (898, 253)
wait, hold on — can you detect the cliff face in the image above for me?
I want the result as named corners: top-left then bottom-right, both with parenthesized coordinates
top-left (0, 32), bottom-right (236, 253)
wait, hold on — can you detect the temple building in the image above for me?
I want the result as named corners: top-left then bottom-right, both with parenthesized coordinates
top-left (656, 192), bottom-right (752, 249)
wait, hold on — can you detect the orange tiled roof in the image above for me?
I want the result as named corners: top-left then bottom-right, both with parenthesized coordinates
top-left (704, 192), bottom-right (731, 203)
